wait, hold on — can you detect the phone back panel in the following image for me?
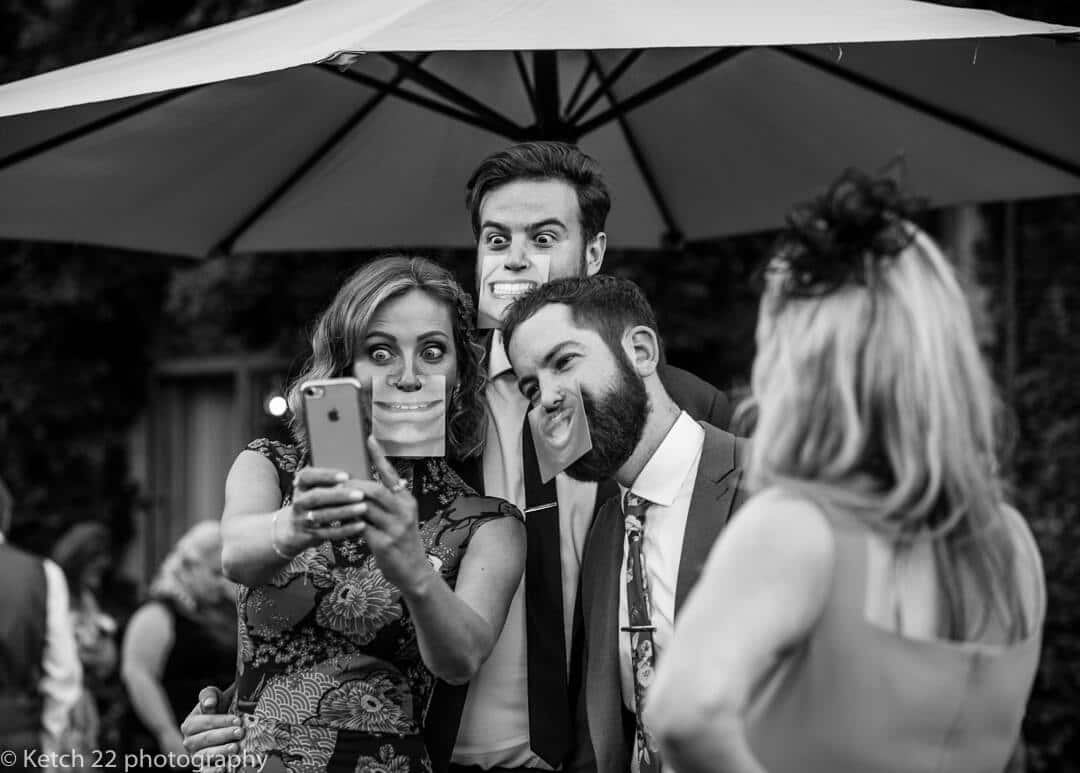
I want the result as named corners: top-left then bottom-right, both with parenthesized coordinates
top-left (301, 378), bottom-right (371, 480)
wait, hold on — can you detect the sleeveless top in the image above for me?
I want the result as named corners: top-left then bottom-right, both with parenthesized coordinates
top-left (745, 503), bottom-right (1046, 773)
top-left (159, 597), bottom-right (237, 733)
top-left (125, 599), bottom-right (236, 766)
top-left (0, 542), bottom-right (47, 748)
top-left (233, 439), bottom-right (522, 773)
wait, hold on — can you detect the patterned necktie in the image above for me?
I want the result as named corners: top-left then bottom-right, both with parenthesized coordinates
top-left (623, 491), bottom-right (661, 773)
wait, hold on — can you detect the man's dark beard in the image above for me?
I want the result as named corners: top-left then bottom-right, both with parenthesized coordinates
top-left (564, 351), bottom-right (649, 482)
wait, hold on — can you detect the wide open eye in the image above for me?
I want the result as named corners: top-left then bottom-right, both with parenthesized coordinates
top-left (485, 232), bottom-right (509, 249)
top-left (421, 345), bottom-right (446, 362)
top-left (369, 347), bottom-right (393, 364)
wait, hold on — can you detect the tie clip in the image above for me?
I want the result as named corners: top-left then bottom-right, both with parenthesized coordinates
top-left (525, 502), bottom-right (558, 514)
top-left (620, 624), bottom-right (657, 633)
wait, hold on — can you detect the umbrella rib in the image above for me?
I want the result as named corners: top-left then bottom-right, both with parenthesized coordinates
top-left (779, 47), bottom-right (1080, 182)
top-left (513, 51), bottom-right (540, 118)
top-left (575, 48), bottom-right (748, 136)
top-left (567, 50), bottom-right (643, 125)
top-left (586, 52), bottom-right (682, 244)
top-left (0, 88), bottom-right (197, 173)
top-left (562, 54), bottom-right (598, 121)
top-left (323, 65), bottom-right (524, 139)
top-left (378, 52), bottom-right (521, 131)
top-left (211, 54), bottom-right (431, 256)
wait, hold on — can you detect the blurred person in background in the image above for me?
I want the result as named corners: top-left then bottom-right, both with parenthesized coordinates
top-left (645, 171), bottom-right (1046, 773)
top-left (50, 521), bottom-right (120, 763)
top-left (0, 475), bottom-right (82, 770)
top-left (121, 520), bottom-right (237, 767)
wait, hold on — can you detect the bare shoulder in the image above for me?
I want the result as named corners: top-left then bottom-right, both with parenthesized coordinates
top-left (452, 495), bottom-right (526, 561)
top-left (223, 449), bottom-right (284, 516)
top-left (470, 510), bottom-right (526, 544)
top-left (126, 601), bottom-right (175, 643)
top-left (716, 487), bottom-right (836, 576)
top-left (730, 487), bottom-right (835, 543)
top-left (690, 486), bottom-right (837, 654)
top-left (998, 503), bottom-right (1047, 622)
top-left (228, 447), bottom-right (281, 483)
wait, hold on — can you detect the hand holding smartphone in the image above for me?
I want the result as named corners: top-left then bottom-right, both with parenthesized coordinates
top-left (300, 378), bottom-right (372, 480)
top-left (298, 378), bottom-right (373, 561)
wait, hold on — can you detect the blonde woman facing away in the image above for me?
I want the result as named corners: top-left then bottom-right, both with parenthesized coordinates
top-left (122, 521), bottom-right (236, 765)
top-left (645, 172), bottom-right (1045, 773)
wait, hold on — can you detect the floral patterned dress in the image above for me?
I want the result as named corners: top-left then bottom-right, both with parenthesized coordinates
top-left (233, 439), bottom-right (521, 773)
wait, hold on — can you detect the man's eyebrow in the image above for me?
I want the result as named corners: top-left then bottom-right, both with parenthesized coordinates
top-left (541, 340), bottom-right (580, 367)
top-left (527, 218), bottom-right (567, 232)
top-left (479, 218), bottom-right (568, 232)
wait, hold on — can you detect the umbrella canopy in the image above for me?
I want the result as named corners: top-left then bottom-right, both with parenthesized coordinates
top-left (0, 0), bottom-right (1077, 256)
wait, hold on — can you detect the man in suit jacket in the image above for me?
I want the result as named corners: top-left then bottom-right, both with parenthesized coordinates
top-left (181, 142), bottom-right (729, 773)
top-left (502, 275), bottom-right (746, 773)
top-left (0, 476), bottom-right (83, 770)
top-left (413, 142), bottom-right (729, 773)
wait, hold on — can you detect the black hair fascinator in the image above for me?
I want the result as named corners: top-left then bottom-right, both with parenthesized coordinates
top-left (766, 168), bottom-right (925, 297)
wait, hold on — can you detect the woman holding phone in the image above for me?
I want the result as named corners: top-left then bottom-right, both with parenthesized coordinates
top-left (218, 255), bottom-right (525, 773)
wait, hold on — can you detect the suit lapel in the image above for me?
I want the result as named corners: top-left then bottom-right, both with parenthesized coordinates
top-left (675, 423), bottom-right (742, 615)
top-left (584, 497), bottom-right (628, 773)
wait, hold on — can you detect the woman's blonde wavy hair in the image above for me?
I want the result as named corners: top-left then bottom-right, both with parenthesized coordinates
top-left (742, 226), bottom-right (1029, 643)
top-left (286, 255), bottom-right (487, 460)
top-left (149, 520), bottom-right (233, 616)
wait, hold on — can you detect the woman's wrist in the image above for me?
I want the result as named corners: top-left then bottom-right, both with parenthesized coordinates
top-left (399, 558), bottom-right (439, 601)
top-left (271, 509), bottom-right (311, 559)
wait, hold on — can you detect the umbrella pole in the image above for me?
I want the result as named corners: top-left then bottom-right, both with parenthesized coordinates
top-left (532, 51), bottom-right (566, 140)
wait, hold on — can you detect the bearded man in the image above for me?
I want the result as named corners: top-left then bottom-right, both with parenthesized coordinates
top-left (502, 275), bottom-right (747, 773)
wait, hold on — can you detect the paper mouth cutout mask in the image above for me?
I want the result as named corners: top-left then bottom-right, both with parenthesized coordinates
top-left (527, 382), bottom-right (594, 483)
top-left (372, 375), bottom-right (446, 458)
top-left (477, 253), bottom-right (551, 329)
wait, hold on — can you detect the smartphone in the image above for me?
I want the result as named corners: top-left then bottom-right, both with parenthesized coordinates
top-left (300, 377), bottom-right (371, 480)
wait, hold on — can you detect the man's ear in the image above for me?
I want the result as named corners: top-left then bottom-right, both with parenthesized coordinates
top-left (623, 325), bottom-right (660, 377)
top-left (584, 232), bottom-right (606, 276)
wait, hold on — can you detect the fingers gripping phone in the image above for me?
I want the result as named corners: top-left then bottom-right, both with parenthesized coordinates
top-left (300, 378), bottom-right (372, 480)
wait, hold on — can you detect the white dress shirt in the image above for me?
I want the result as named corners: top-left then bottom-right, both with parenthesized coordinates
top-left (617, 412), bottom-right (704, 770)
top-left (0, 531), bottom-right (83, 755)
top-left (452, 331), bottom-right (597, 769)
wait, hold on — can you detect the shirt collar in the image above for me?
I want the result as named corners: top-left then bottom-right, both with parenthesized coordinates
top-left (488, 329), bottom-right (515, 380)
top-left (620, 411), bottom-right (704, 508)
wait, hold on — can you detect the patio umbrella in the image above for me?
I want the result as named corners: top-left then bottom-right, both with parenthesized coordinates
top-left (0, 0), bottom-right (1077, 256)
